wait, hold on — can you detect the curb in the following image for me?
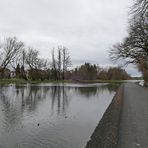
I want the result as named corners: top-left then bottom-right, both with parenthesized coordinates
top-left (85, 85), bottom-right (124, 148)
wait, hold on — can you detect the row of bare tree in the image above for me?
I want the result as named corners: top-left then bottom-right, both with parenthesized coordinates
top-left (0, 37), bottom-right (71, 80)
top-left (109, 0), bottom-right (148, 85)
top-left (66, 63), bottom-right (130, 81)
top-left (51, 47), bottom-right (71, 80)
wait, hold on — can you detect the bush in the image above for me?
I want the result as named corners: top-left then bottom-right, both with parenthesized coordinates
top-left (28, 69), bottom-right (48, 81)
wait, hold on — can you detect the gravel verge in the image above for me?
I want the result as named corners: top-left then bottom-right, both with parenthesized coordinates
top-left (85, 85), bottom-right (124, 148)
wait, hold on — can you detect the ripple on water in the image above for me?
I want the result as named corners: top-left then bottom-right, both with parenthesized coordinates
top-left (0, 84), bottom-right (116, 148)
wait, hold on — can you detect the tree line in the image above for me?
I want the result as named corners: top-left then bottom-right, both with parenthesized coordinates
top-left (66, 63), bottom-right (130, 81)
top-left (0, 37), bottom-right (130, 81)
top-left (109, 0), bottom-right (148, 85)
top-left (0, 37), bottom-right (71, 80)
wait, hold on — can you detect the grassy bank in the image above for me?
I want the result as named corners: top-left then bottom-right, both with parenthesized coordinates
top-left (0, 78), bottom-right (130, 84)
top-left (77, 80), bottom-right (125, 84)
top-left (0, 78), bottom-right (72, 84)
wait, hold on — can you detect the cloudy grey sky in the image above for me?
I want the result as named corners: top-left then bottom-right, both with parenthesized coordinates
top-left (0, 0), bottom-right (140, 76)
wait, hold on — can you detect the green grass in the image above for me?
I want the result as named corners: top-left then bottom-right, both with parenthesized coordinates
top-left (0, 78), bottom-right (27, 84)
top-left (75, 80), bottom-right (126, 84)
top-left (0, 78), bottom-right (73, 84)
top-left (0, 78), bottom-right (130, 85)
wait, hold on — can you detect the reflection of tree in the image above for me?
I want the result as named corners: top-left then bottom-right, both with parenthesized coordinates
top-left (0, 85), bottom-right (70, 130)
top-left (0, 85), bottom-right (50, 131)
top-left (105, 84), bottom-right (119, 92)
top-left (50, 86), bottom-right (69, 116)
top-left (0, 83), bottom-right (118, 131)
top-left (0, 87), bottom-right (23, 131)
top-left (76, 87), bottom-right (97, 98)
top-left (96, 84), bottom-right (119, 95)
top-left (94, 84), bottom-right (119, 94)
top-left (25, 86), bottom-right (46, 111)
top-left (75, 84), bottom-right (118, 98)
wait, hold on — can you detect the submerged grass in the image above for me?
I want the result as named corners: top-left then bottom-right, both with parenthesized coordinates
top-left (0, 78), bottom-right (130, 85)
top-left (78, 80), bottom-right (125, 84)
top-left (0, 78), bottom-right (72, 84)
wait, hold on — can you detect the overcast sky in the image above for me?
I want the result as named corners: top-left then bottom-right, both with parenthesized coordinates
top-left (0, 0), bottom-right (140, 76)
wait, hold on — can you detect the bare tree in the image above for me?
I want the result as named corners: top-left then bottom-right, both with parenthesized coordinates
top-left (26, 48), bottom-right (40, 69)
top-left (131, 0), bottom-right (148, 18)
top-left (10, 49), bottom-right (27, 71)
top-left (26, 48), bottom-right (48, 70)
top-left (0, 37), bottom-right (24, 77)
top-left (57, 47), bottom-right (62, 80)
top-left (50, 46), bottom-right (71, 80)
top-left (110, 13), bottom-right (148, 64)
top-left (51, 48), bottom-right (58, 80)
top-left (62, 47), bottom-right (71, 80)
top-left (109, 0), bottom-right (148, 84)
top-left (37, 58), bottom-right (48, 70)
top-left (110, 0), bottom-right (148, 61)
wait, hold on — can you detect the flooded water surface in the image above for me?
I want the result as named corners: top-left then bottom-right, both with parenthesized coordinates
top-left (0, 83), bottom-right (117, 148)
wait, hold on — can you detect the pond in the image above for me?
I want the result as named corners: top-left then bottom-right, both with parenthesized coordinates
top-left (0, 83), bottom-right (118, 148)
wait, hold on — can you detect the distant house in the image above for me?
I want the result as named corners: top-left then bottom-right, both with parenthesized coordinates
top-left (10, 71), bottom-right (16, 78)
top-left (11, 69), bottom-right (28, 80)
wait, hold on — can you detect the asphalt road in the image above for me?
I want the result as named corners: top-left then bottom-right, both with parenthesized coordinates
top-left (118, 83), bottom-right (148, 148)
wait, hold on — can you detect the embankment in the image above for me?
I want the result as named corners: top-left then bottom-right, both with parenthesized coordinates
top-left (86, 85), bottom-right (124, 148)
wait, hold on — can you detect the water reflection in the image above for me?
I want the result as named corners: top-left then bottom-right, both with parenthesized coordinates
top-left (0, 84), bottom-right (117, 116)
top-left (75, 84), bottom-right (118, 98)
top-left (50, 86), bottom-right (69, 116)
top-left (0, 83), bottom-right (118, 148)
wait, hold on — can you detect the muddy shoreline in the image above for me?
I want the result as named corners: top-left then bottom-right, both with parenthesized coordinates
top-left (85, 85), bottom-right (124, 148)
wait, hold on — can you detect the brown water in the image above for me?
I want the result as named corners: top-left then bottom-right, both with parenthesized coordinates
top-left (0, 83), bottom-right (117, 148)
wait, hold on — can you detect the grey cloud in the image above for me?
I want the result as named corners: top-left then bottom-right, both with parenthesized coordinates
top-left (0, 0), bottom-right (140, 76)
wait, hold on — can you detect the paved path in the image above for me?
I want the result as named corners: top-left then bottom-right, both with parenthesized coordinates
top-left (118, 83), bottom-right (148, 148)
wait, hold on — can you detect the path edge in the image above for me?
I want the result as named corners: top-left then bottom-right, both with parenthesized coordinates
top-left (85, 84), bottom-right (124, 148)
